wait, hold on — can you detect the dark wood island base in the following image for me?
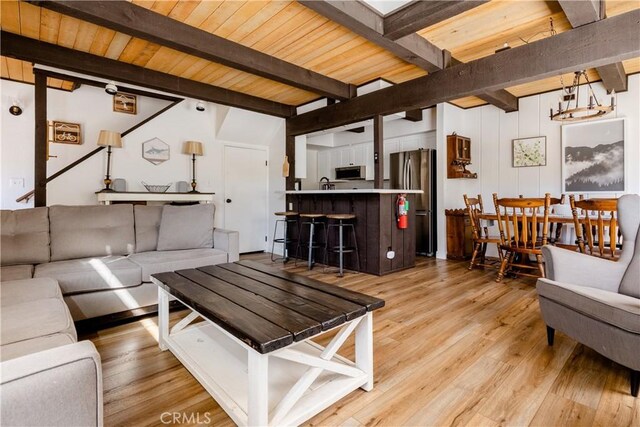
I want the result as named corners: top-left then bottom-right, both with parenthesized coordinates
top-left (285, 190), bottom-right (422, 276)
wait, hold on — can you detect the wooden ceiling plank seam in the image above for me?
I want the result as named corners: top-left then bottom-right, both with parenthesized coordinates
top-left (224, 1), bottom-right (291, 43)
top-left (383, 0), bottom-right (489, 40)
top-left (167, 1), bottom-right (201, 22)
top-left (19, 1), bottom-right (41, 39)
top-left (212, 1), bottom-right (270, 39)
top-left (56, 14), bottom-right (81, 49)
top-left (181, 1), bottom-right (223, 27)
top-left (558, 0), bottom-right (628, 93)
top-left (144, 47), bottom-right (189, 74)
top-left (22, 60), bottom-right (35, 83)
top-left (1, 1), bottom-right (21, 34)
top-left (5, 56), bottom-right (24, 81)
top-left (149, 0), bottom-right (179, 17)
top-left (235, 2), bottom-right (309, 48)
top-left (199, 0), bottom-right (248, 35)
top-left (1, 57), bottom-right (10, 78)
top-left (73, 20), bottom-right (99, 52)
top-left (287, 10), bottom-right (640, 135)
top-left (39, 7), bottom-right (61, 44)
top-left (89, 27), bottom-right (117, 56)
top-left (1, 31), bottom-right (295, 117)
top-left (103, 32), bottom-right (132, 60)
top-left (30, 0), bottom-right (354, 100)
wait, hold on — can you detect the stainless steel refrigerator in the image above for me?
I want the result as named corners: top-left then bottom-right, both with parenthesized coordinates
top-left (390, 149), bottom-right (437, 256)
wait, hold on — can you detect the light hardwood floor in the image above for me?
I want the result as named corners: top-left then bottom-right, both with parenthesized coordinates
top-left (82, 255), bottom-right (640, 426)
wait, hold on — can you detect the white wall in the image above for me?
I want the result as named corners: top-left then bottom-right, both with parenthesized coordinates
top-left (0, 79), bottom-right (287, 252)
top-left (435, 74), bottom-right (640, 258)
top-left (1, 80), bottom-right (169, 209)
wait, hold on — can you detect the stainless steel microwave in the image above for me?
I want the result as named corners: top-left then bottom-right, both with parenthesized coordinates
top-left (335, 165), bottom-right (366, 180)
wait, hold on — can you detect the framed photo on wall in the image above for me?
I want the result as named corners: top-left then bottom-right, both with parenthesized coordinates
top-left (561, 117), bottom-right (626, 193)
top-left (113, 92), bottom-right (137, 114)
top-left (49, 121), bottom-right (82, 145)
top-left (513, 136), bottom-right (546, 167)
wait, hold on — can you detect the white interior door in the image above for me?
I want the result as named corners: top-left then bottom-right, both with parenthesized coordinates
top-left (224, 145), bottom-right (268, 253)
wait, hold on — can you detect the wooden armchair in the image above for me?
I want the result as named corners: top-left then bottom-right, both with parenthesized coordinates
top-left (493, 193), bottom-right (555, 282)
top-left (463, 194), bottom-right (502, 270)
top-left (570, 195), bottom-right (620, 260)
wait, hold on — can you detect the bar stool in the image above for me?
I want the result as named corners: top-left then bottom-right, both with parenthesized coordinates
top-left (324, 214), bottom-right (360, 277)
top-left (295, 214), bottom-right (326, 270)
top-left (271, 211), bottom-right (299, 263)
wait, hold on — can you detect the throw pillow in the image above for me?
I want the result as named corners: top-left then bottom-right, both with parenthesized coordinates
top-left (157, 204), bottom-right (215, 251)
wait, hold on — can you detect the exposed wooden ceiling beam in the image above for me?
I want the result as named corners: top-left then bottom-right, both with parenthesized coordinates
top-left (384, 0), bottom-right (489, 40)
top-left (0, 32), bottom-right (294, 118)
top-left (299, 0), bottom-right (443, 72)
top-left (287, 10), bottom-right (639, 135)
top-left (29, 0), bottom-right (355, 101)
top-left (299, 0), bottom-right (517, 112)
top-left (558, 0), bottom-right (627, 92)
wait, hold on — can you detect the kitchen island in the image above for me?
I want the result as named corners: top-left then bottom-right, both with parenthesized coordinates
top-left (284, 189), bottom-right (423, 276)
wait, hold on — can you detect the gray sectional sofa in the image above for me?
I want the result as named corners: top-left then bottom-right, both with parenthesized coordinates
top-left (1, 203), bottom-right (239, 320)
top-left (0, 203), bottom-right (238, 426)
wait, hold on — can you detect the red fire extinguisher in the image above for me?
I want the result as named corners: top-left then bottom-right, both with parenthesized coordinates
top-left (397, 193), bottom-right (409, 229)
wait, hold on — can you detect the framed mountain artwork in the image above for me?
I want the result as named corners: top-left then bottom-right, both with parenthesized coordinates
top-left (561, 118), bottom-right (626, 193)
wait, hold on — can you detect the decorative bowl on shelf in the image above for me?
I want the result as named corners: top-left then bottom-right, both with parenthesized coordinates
top-left (142, 182), bottom-right (171, 193)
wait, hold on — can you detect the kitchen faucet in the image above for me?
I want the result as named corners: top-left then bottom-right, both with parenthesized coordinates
top-left (319, 176), bottom-right (334, 190)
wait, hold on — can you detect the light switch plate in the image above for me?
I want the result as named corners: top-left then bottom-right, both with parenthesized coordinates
top-left (288, 202), bottom-right (293, 211)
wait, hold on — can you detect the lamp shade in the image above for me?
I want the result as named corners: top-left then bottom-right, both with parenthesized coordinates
top-left (183, 141), bottom-right (204, 156)
top-left (97, 130), bottom-right (122, 148)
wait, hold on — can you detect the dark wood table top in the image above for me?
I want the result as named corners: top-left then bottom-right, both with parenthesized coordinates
top-left (152, 260), bottom-right (385, 354)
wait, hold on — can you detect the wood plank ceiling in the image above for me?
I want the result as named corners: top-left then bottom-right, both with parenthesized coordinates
top-left (1, 0), bottom-right (638, 109)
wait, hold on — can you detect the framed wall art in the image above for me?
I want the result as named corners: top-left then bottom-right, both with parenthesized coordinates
top-left (561, 117), bottom-right (626, 193)
top-left (513, 136), bottom-right (546, 167)
top-left (49, 121), bottom-right (82, 145)
top-left (142, 137), bottom-right (170, 165)
top-left (113, 92), bottom-right (137, 114)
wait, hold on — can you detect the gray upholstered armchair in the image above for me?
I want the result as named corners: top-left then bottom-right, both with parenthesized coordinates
top-left (537, 194), bottom-right (640, 397)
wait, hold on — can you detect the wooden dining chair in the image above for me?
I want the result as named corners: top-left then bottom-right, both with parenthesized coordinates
top-left (570, 195), bottom-right (620, 260)
top-left (493, 193), bottom-right (554, 282)
top-left (463, 194), bottom-right (503, 270)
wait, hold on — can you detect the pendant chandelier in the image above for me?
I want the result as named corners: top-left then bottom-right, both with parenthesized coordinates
top-left (549, 70), bottom-right (615, 122)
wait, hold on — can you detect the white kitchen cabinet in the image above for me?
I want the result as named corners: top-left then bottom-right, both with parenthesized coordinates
top-left (352, 144), bottom-right (367, 166)
top-left (330, 149), bottom-right (342, 178)
top-left (317, 150), bottom-right (331, 181)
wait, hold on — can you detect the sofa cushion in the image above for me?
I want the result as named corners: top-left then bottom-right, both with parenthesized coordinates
top-left (130, 248), bottom-right (228, 282)
top-left (49, 204), bottom-right (135, 261)
top-left (0, 265), bottom-right (34, 282)
top-left (34, 256), bottom-right (142, 295)
top-left (157, 204), bottom-right (214, 251)
top-left (0, 207), bottom-right (49, 266)
top-left (0, 278), bottom-right (61, 306)
top-left (619, 224), bottom-right (640, 299)
top-left (134, 205), bottom-right (163, 253)
top-left (0, 298), bottom-right (76, 346)
top-left (0, 334), bottom-right (76, 362)
top-left (537, 279), bottom-right (640, 334)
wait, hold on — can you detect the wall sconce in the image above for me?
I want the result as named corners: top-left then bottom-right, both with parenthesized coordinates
top-left (9, 100), bottom-right (22, 116)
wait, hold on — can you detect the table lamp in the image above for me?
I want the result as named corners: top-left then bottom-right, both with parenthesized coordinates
top-left (97, 130), bottom-right (122, 192)
top-left (183, 141), bottom-right (204, 193)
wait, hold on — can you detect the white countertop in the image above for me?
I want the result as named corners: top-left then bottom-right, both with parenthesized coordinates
top-left (284, 189), bottom-right (424, 195)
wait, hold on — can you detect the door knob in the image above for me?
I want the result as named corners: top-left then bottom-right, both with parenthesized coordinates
top-left (226, 199), bottom-right (232, 203)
